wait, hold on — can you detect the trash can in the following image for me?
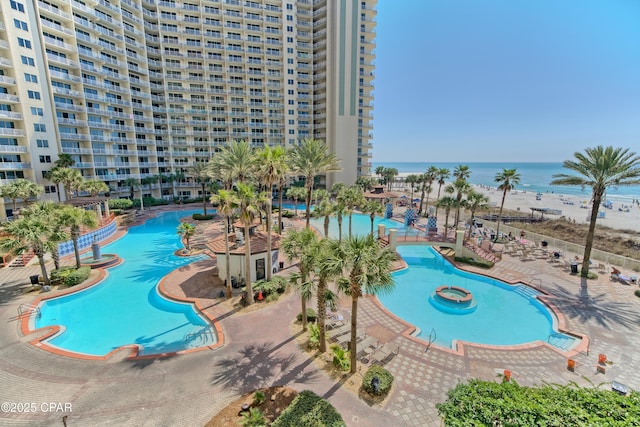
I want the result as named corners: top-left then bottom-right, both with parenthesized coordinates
top-left (541, 241), bottom-right (548, 247)
top-left (29, 275), bottom-right (39, 285)
top-left (279, 261), bottom-right (284, 269)
top-left (570, 263), bottom-right (578, 274)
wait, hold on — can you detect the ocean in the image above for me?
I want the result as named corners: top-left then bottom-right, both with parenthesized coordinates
top-left (371, 162), bottom-right (640, 204)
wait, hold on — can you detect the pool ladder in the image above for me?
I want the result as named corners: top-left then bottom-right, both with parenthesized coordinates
top-left (184, 328), bottom-right (215, 347)
top-left (425, 328), bottom-right (436, 353)
top-left (17, 303), bottom-right (40, 319)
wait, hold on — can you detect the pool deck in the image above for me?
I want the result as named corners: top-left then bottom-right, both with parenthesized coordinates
top-left (1, 210), bottom-right (640, 426)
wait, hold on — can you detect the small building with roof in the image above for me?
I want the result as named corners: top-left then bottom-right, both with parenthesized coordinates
top-left (206, 221), bottom-right (282, 286)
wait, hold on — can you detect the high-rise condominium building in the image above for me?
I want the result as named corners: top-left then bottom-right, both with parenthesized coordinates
top-left (0, 0), bottom-right (376, 219)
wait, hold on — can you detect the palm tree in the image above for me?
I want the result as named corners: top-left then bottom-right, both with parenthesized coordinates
top-left (141, 176), bottom-right (156, 197)
top-left (187, 161), bottom-right (212, 215)
top-left (337, 185), bottom-right (365, 239)
top-left (405, 174), bottom-right (419, 202)
top-left (382, 167), bottom-right (398, 192)
top-left (54, 153), bottom-right (75, 168)
top-left (312, 237), bottom-right (340, 353)
top-left (51, 167), bottom-right (83, 200)
top-left (437, 191), bottom-right (457, 237)
top-left (58, 205), bottom-right (98, 269)
top-left (551, 146), bottom-right (640, 277)
top-left (282, 228), bottom-right (319, 332)
top-left (177, 222), bottom-right (196, 251)
top-left (355, 176), bottom-right (376, 191)
top-left (464, 191), bottom-right (489, 241)
top-left (209, 140), bottom-right (255, 185)
top-left (0, 179), bottom-right (43, 214)
top-left (494, 168), bottom-right (521, 240)
top-left (289, 138), bottom-right (341, 229)
top-left (0, 211), bottom-right (56, 285)
top-left (210, 189), bottom-right (239, 299)
top-left (286, 186), bottom-right (306, 217)
top-left (235, 182), bottom-right (265, 305)
top-left (254, 144), bottom-right (288, 280)
top-left (19, 201), bottom-right (67, 271)
top-left (123, 177), bottom-right (138, 199)
top-left (451, 178), bottom-right (471, 227)
top-left (334, 197), bottom-right (346, 244)
top-left (83, 179), bottom-right (109, 197)
top-left (418, 166), bottom-right (437, 216)
top-left (323, 234), bottom-right (395, 373)
top-left (375, 165), bottom-right (385, 183)
top-left (363, 200), bottom-right (384, 236)
top-left (434, 168), bottom-right (450, 217)
top-left (312, 194), bottom-right (335, 238)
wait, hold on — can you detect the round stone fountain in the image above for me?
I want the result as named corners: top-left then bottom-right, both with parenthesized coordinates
top-left (79, 238), bottom-right (120, 269)
top-left (429, 285), bottom-right (477, 314)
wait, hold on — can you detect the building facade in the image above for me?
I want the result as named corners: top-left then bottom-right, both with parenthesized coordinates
top-left (0, 0), bottom-right (375, 218)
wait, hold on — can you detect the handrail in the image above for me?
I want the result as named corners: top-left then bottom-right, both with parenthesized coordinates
top-left (18, 303), bottom-right (40, 319)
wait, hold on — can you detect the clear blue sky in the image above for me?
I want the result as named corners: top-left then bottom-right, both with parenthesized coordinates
top-left (371, 0), bottom-right (640, 162)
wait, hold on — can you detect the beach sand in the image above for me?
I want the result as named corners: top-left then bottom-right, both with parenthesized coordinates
top-left (387, 176), bottom-right (640, 233)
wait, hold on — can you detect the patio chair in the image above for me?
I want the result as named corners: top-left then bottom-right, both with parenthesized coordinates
top-left (328, 324), bottom-right (350, 341)
top-left (355, 336), bottom-right (378, 357)
top-left (371, 342), bottom-right (400, 365)
top-left (337, 328), bottom-right (366, 347)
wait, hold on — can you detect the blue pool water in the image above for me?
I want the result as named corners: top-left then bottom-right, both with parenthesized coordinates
top-left (378, 245), bottom-right (578, 350)
top-left (35, 210), bottom-right (217, 357)
top-left (275, 202), bottom-right (314, 212)
top-left (310, 213), bottom-right (418, 238)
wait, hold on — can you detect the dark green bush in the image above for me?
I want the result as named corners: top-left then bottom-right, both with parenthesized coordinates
top-left (50, 266), bottom-right (91, 287)
top-left (437, 379), bottom-right (640, 426)
top-left (271, 390), bottom-right (345, 427)
top-left (362, 365), bottom-right (394, 396)
top-left (635, 289), bottom-right (640, 298)
top-left (297, 308), bottom-right (317, 323)
top-left (108, 198), bottom-right (134, 210)
top-left (133, 197), bottom-right (169, 207)
top-left (192, 213), bottom-right (214, 220)
top-left (254, 276), bottom-right (289, 296)
top-left (454, 256), bottom-right (494, 269)
top-left (282, 210), bottom-right (295, 218)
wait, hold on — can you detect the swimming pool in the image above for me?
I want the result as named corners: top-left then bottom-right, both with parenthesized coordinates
top-left (309, 212), bottom-right (418, 238)
top-left (34, 210), bottom-right (217, 357)
top-left (275, 202), bottom-right (314, 212)
top-left (378, 245), bottom-right (578, 351)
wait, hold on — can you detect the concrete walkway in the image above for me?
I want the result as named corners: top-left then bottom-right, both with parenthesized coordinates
top-left (1, 216), bottom-right (640, 426)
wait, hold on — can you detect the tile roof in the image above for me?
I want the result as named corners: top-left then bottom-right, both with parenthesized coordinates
top-left (206, 231), bottom-right (281, 255)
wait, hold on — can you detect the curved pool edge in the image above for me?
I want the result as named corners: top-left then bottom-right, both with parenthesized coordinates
top-left (20, 211), bottom-right (226, 361)
top-left (374, 248), bottom-right (590, 357)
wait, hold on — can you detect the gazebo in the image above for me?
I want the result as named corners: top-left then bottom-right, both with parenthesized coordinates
top-left (364, 185), bottom-right (398, 205)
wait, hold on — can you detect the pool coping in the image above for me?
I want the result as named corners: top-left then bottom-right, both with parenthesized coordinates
top-left (374, 246), bottom-right (589, 358)
top-left (19, 210), bottom-right (225, 361)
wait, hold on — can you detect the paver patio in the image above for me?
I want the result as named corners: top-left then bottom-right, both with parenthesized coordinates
top-left (1, 211), bottom-right (639, 426)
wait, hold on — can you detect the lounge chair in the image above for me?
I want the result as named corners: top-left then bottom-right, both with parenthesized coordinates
top-left (355, 336), bottom-right (378, 357)
top-left (328, 324), bottom-right (350, 341)
top-left (371, 342), bottom-right (400, 365)
top-left (337, 328), bottom-right (366, 346)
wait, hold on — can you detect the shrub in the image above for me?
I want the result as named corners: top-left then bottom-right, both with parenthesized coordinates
top-left (362, 365), bottom-right (394, 396)
top-left (635, 289), bottom-right (640, 298)
top-left (586, 271), bottom-right (598, 280)
top-left (254, 276), bottom-right (289, 296)
top-left (50, 266), bottom-right (91, 287)
top-left (282, 210), bottom-right (295, 218)
top-left (192, 213), bottom-right (214, 221)
top-left (271, 390), bottom-right (345, 427)
top-left (265, 293), bottom-right (279, 303)
top-left (297, 308), bottom-right (317, 323)
top-left (454, 256), bottom-right (494, 269)
top-left (253, 390), bottom-right (265, 406)
top-left (239, 408), bottom-right (266, 427)
top-left (132, 197), bottom-right (169, 208)
top-left (108, 198), bottom-right (133, 210)
top-left (437, 379), bottom-right (640, 426)
top-left (331, 344), bottom-right (350, 371)
top-left (307, 324), bottom-right (320, 348)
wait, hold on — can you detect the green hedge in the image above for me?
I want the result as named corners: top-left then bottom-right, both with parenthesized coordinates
top-left (437, 379), bottom-right (640, 426)
top-left (50, 266), bottom-right (91, 287)
top-left (108, 198), bottom-right (134, 210)
top-left (271, 390), bottom-right (345, 427)
top-left (132, 197), bottom-right (169, 208)
top-left (297, 308), bottom-right (317, 323)
top-left (254, 276), bottom-right (288, 296)
top-left (362, 365), bottom-right (394, 396)
top-left (192, 213), bottom-right (214, 220)
top-left (454, 256), bottom-right (494, 269)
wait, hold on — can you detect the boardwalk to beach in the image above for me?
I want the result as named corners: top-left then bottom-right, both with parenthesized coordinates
top-left (1, 212), bottom-right (640, 426)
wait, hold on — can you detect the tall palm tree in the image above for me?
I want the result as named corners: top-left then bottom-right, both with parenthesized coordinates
top-left (83, 179), bottom-right (109, 197)
top-left (382, 167), bottom-right (398, 192)
top-left (286, 186), bottom-right (306, 217)
top-left (123, 177), bottom-right (138, 199)
top-left (141, 176), bottom-right (156, 197)
top-left (254, 144), bottom-right (288, 280)
top-left (177, 222), bottom-right (196, 251)
top-left (0, 179), bottom-right (43, 214)
top-left (19, 201), bottom-right (67, 271)
top-left (281, 228), bottom-right (318, 332)
top-left (551, 146), bottom-right (640, 277)
top-left (313, 194), bottom-right (335, 238)
top-left (58, 205), bottom-right (99, 269)
top-left (323, 234), bottom-right (395, 373)
top-left (54, 153), bottom-right (75, 168)
top-left (434, 168), bottom-right (450, 217)
top-left (405, 174), bottom-right (419, 202)
top-left (289, 138), bottom-right (341, 229)
top-left (419, 166), bottom-right (438, 216)
top-left (437, 190), bottom-right (457, 237)
top-left (0, 211), bottom-right (56, 285)
top-left (374, 166), bottom-right (385, 183)
top-left (187, 161), bottom-right (212, 215)
top-left (312, 237), bottom-right (340, 353)
top-left (494, 168), bottom-right (521, 240)
top-left (363, 200), bottom-right (384, 236)
top-left (355, 176), bottom-right (376, 191)
top-left (465, 190), bottom-right (490, 241)
top-left (210, 189), bottom-right (239, 299)
top-left (51, 167), bottom-right (83, 200)
top-left (209, 140), bottom-right (255, 185)
top-left (235, 182), bottom-right (265, 305)
top-left (337, 185), bottom-right (365, 239)
top-left (451, 178), bottom-right (471, 227)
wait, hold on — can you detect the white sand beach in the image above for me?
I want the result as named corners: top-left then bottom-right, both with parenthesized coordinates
top-left (386, 174), bottom-right (640, 233)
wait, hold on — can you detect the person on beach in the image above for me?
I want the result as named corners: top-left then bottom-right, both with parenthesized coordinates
top-left (519, 229), bottom-right (525, 239)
